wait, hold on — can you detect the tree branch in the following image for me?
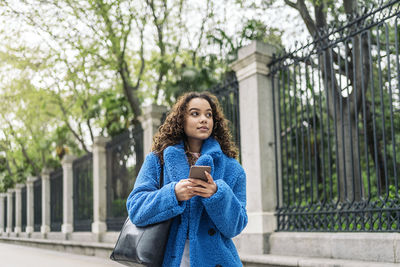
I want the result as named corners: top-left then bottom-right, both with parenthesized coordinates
top-left (284, 0), bottom-right (318, 38)
top-left (134, 18), bottom-right (146, 91)
top-left (5, 156), bottom-right (13, 177)
top-left (313, 0), bottom-right (327, 29)
top-left (3, 117), bottom-right (40, 176)
top-left (192, 0), bottom-right (210, 65)
top-left (146, 0), bottom-right (168, 100)
top-left (297, 0), bottom-right (318, 38)
top-left (0, 141), bottom-right (14, 177)
top-left (54, 93), bottom-right (90, 153)
top-left (284, 0), bottom-right (297, 9)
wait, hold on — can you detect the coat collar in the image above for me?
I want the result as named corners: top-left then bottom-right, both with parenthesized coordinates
top-left (165, 137), bottom-right (223, 156)
top-left (200, 137), bottom-right (223, 157)
top-left (164, 137), bottom-right (223, 155)
top-left (163, 137), bottom-right (223, 182)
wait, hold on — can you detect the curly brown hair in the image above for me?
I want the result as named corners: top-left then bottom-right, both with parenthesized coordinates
top-left (152, 91), bottom-right (238, 165)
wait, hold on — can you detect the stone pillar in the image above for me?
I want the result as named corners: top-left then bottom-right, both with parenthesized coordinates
top-left (6, 189), bottom-right (14, 234)
top-left (92, 136), bottom-right (111, 239)
top-left (138, 104), bottom-right (168, 156)
top-left (61, 155), bottom-right (76, 237)
top-left (41, 169), bottom-right (51, 235)
top-left (231, 41), bottom-right (278, 254)
top-left (0, 193), bottom-right (6, 235)
top-left (14, 184), bottom-right (25, 234)
top-left (26, 176), bottom-right (37, 235)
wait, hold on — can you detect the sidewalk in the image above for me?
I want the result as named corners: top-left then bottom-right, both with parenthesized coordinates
top-left (0, 243), bottom-right (121, 267)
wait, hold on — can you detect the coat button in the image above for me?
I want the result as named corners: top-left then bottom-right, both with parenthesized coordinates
top-left (208, 228), bottom-right (216, 236)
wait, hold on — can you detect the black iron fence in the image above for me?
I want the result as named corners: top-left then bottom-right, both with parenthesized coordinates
top-left (73, 153), bottom-right (93, 231)
top-left (271, 0), bottom-right (400, 232)
top-left (11, 192), bottom-right (15, 231)
top-left (21, 186), bottom-right (26, 232)
top-left (33, 178), bottom-right (42, 232)
top-left (106, 128), bottom-right (143, 231)
top-left (210, 73), bottom-right (241, 155)
top-left (3, 198), bottom-right (6, 231)
top-left (50, 168), bottom-right (63, 231)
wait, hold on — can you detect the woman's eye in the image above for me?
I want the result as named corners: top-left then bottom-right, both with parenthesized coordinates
top-left (191, 112), bottom-right (199, 116)
top-left (206, 113), bottom-right (212, 118)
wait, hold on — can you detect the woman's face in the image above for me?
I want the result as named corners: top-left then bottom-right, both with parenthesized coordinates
top-left (183, 97), bottom-right (214, 144)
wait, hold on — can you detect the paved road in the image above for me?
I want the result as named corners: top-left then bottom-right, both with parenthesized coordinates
top-left (0, 243), bottom-right (122, 267)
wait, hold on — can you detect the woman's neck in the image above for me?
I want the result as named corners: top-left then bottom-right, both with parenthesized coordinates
top-left (186, 138), bottom-right (203, 153)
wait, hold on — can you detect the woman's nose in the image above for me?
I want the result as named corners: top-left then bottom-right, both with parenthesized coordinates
top-left (200, 115), bottom-right (208, 123)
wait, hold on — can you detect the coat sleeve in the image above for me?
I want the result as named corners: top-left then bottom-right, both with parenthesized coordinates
top-left (201, 162), bottom-right (248, 238)
top-left (126, 153), bottom-right (186, 226)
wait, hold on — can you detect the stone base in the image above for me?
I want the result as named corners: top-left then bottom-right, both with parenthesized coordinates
top-left (41, 225), bottom-right (51, 235)
top-left (61, 223), bottom-right (73, 234)
top-left (31, 232), bottom-right (43, 239)
top-left (70, 232), bottom-right (96, 242)
top-left (25, 226), bottom-right (34, 235)
top-left (9, 232), bottom-right (18, 238)
top-left (244, 212), bottom-right (276, 234)
top-left (240, 253), bottom-right (400, 266)
top-left (269, 232), bottom-right (400, 263)
top-left (46, 232), bottom-right (65, 241)
top-left (101, 232), bottom-right (119, 244)
top-left (234, 233), bottom-right (270, 255)
top-left (91, 221), bottom-right (107, 242)
top-left (91, 221), bottom-right (107, 234)
top-left (18, 232), bottom-right (30, 238)
top-left (14, 226), bottom-right (21, 234)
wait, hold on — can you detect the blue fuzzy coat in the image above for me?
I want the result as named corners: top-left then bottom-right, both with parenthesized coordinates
top-left (126, 137), bottom-right (248, 267)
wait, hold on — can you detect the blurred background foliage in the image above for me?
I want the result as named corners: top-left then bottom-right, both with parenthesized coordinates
top-left (0, 0), bottom-right (284, 191)
top-left (1, 0), bottom-right (384, 194)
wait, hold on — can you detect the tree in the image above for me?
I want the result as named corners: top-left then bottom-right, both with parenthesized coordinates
top-left (0, 76), bottom-right (61, 178)
top-left (272, 0), bottom-right (379, 201)
top-left (271, 0), bottom-right (400, 203)
top-left (0, 0), bottom-right (283, 191)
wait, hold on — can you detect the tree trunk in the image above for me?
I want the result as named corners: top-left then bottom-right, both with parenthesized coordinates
top-left (318, 32), bottom-right (369, 203)
top-left (336, 109), bottom-right (362, 202)
top-left (365, 101), bottom-right (387, 192)
top-left (119, 65), bottom-right (142, 125)
top-left (285, 0), bottom-right (372, 203)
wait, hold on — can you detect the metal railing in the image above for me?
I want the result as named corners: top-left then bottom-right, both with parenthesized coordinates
top-left (21, 186), bottom-right (26, 232)
top-left (33, 178), bottom-right (42, 232)
top-left (106, 128), bottom-right (143, 231)
top-left (271, 0), bottom-right (400, 231)
top-left (3, 198), bottom-right (6, 231)
top-left (210, 72), bottom-right (241, 155)
top-left (50, 168), bottom-right (63, 231)
top-left (73, 154), bottom-right (93, 232)
top-left (11, 192), bottom-right (15, 231)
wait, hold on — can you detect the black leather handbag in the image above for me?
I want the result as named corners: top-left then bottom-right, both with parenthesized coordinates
top-left (110, 166), bottom-right (172, 267)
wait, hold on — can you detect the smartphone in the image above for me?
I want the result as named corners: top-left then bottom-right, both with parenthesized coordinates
top-left (188, 166), bottom-right (211, 182)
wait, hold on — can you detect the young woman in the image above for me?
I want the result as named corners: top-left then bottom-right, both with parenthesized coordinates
top-left (126, 92), bottom-right (247, 266)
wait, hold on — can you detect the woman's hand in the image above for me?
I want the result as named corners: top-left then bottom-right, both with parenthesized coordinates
top-left (188, 171), bottom-right (217, 198)
top-left (174, 179), bottom-right (196, 201)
